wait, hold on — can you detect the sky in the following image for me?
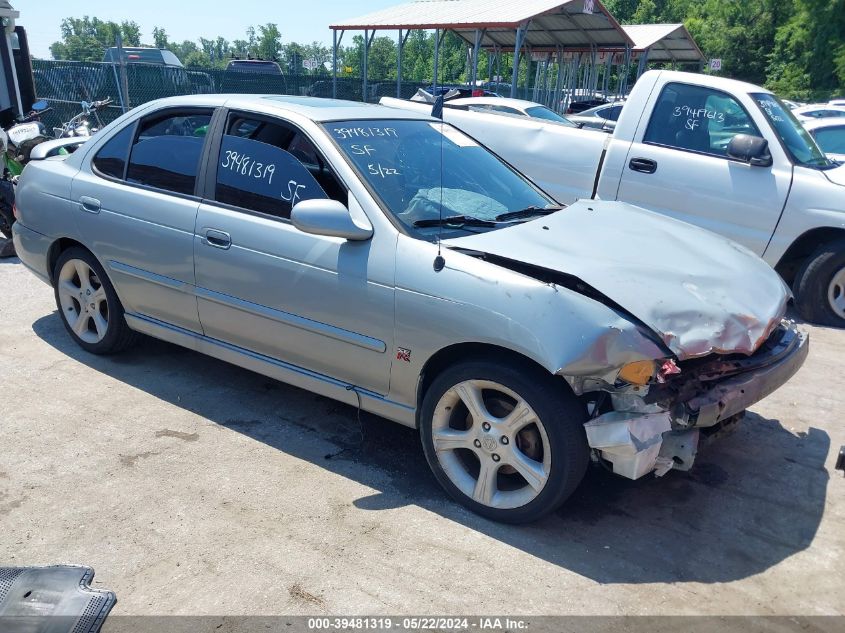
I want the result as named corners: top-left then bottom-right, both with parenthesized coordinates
top-left (18, 1), bottom-right (401, 59)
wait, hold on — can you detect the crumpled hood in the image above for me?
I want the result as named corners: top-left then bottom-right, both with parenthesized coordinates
top-left (444, 200), bottom-right (790, 359)
top-left (823, 162), bottom-right (845, 187)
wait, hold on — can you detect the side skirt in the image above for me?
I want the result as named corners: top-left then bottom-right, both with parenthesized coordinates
top-left (124, 313), bottom-right (416, 428)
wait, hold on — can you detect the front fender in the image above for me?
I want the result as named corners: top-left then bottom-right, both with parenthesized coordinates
top-left (388, 237), bottom-right (666, 407)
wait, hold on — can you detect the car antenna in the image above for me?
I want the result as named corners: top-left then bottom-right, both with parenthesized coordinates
top-left (432, 94), bottom-right (446, 272)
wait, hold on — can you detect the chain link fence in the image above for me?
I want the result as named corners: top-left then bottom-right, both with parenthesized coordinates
top-left (32, 59), bottom-right (440, 131)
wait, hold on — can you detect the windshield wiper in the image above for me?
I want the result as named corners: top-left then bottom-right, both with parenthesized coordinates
top-left (495, 206), bottom-right (561, 222)
top-left (413, 215), bottom-right (499, 228)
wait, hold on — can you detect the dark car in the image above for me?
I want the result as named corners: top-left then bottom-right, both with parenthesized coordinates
top-left (222, 60), bottom-right (287, 93)
top-left (103, 47), bottom-right (183, 67)
top-left (225, 59), bottom-right (283, 75)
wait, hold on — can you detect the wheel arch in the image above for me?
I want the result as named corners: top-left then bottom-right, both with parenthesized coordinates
top-left (415, 341), bottom-right (569, 428)
top-left (775, 227), bottom-right (845, 287)
top-left (47, 237), bottom-right (91, 284)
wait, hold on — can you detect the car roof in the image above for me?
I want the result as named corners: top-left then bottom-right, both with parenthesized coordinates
top-left (143, 94), bottom-right (436, 123)
top-left (794, 104), bottom-right (845, 114)
top-left (802, 117), bottom-right (845, 131)
top-left (448, 96), bottom-right (545, 110)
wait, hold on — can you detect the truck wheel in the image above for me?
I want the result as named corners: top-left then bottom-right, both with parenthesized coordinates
top-left (419, 359), bottom-right (590, 523)
top-left (794, 239), bottom-right (845, 327)
top-left (53, 247), bottom-right (138, 354)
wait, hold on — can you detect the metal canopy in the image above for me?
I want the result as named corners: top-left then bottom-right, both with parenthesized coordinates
top-left (622, 23), bottom-right (705, 63)
top-left (330, 0), bottom-right (634, 51)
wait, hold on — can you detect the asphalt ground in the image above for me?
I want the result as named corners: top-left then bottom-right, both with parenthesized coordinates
top-left (1, 254), bottom-right (843, 618)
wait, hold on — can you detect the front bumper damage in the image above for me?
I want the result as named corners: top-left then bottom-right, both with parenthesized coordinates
top-left (584, 321), bottom-right (809, 480)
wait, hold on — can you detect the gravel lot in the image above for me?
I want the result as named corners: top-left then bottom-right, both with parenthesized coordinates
top-left (1, 254), bottom-right (843, 617)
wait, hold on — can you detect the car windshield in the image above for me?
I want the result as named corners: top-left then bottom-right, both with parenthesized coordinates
top-left (753, 93), bottom-right (832, 168)
top-left (326, 119), bottom-right (556, 237)
top-left (525, 106), bottom-right (577, 126)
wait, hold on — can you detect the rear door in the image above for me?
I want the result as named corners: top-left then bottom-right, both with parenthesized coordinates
top-left (612, 81), bottom-right (792, 255)
top-left (192, 110), bottom-right (395, 394)
top-left (71, 107), bottom-right (214, 332)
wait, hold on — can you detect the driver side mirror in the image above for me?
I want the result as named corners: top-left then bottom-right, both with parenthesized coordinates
top-left (291, 199), bottom-right (373, 241)
top-left (727, 134), bottom-right (773, 167)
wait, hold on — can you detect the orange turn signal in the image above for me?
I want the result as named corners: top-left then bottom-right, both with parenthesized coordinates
top-left (617, 360), bottom-right (656, 386)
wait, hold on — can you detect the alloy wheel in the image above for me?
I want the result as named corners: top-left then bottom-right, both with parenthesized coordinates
top-left (431, 379), bottom-right (551, 510)
top-left (57, 258), bottom-right (110, 344)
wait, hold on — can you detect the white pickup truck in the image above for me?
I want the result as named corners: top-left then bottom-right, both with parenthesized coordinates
top-left (382, 70), bottom-right (845, 327)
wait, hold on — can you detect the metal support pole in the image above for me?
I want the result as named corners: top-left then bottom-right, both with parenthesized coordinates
top-left (332, 29), bottom-right (338, 99)
top-left (541, 53), bottom-right (551, 105)
top-left (362, 30), bottom-right (375, 102)
top-left (511, 23), bottom-right (527, 98)
top-left (433, 28), bottom-right (440, 91)
top-left (569, 52), bottom-right (581, 106)
top-left (362, 30), bottom-right (368, 102)
top-left (397, 29), bottom-right (402, 98)
top-left (553, 48), bottom-right (564, 112)
top-left (620, 45), bottom-right (632, 97)
top-left (636, 48), bottom-right (650, 79)
top-left (470, 29), bottom-right (483, 88)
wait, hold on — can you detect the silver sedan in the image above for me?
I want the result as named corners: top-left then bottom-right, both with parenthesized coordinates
top-left (13, 95), bottom-right (807, 522)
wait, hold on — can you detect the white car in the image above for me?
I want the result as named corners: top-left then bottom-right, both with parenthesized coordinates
top-left (804, 118), bottom-right (845, 162)
top-left (446, 96), bottom-right (578, 126)
top-left (792, 104), bottom-right (845, 122)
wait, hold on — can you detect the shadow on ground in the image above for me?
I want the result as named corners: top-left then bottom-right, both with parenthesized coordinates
top-left (33, 312), bottom-right (830, 585)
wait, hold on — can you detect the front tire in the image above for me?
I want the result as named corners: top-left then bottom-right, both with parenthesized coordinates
top-left (53, 247), bottom-right (138, 354)
top-left (420, 359), bottom-right (590, 523)
top-left (794, 238), bottom-right (845, 327)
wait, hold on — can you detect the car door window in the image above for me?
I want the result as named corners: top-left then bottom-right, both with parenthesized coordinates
top-left (644, 83), bottom-right (760, 158)
top-left (214, 113), bottom-right (346, 219)
top-left (92, 124), bottom-right (135, 179)
top-left (607, 105), bottom-right (623, 121)
top-left (814, 127), bottom-right (845, 154)
top-left (489, 105), bottom-right (523, 116)
top-left (126, 110), bottom-right (212, 195)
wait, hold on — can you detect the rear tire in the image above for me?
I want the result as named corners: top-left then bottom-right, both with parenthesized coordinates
top-left (0, 180), bottom-right (14, 239)
top-left (794, 239), bottom-right (845, 327)
top-left (420, 359), bottom-right (590, 524)
top-left (52, 247), bottom-right (138, 354)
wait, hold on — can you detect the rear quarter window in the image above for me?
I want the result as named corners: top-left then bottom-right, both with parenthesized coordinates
top-left (92, 125), bottom-right (135, 180)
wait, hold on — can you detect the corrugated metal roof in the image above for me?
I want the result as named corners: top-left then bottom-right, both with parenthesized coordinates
top-left (331, 0), bottom-right (634, 49)
top-left (623, 23), bottom-right (704, 62)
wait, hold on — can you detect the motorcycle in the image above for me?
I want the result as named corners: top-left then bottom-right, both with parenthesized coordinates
top-left (51, 97), bottom-right (112, 140)
top-left (1, 99), bottom-right (52, 240)
top-left (0, 98), bottom-right (111, 241)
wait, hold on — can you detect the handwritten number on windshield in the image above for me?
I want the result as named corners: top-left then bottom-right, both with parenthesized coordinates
top-left (368, 163), bottom-right (401, 178)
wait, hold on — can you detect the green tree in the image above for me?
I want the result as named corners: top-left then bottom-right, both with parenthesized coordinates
top-left (50, 16), bottom-right (143, 61)
top-left (767, 0), bottom-right (845, 99)
top-left (152, 27), bottom-right (169, 49)
top-left (256, 23), bottom-right (282, 60)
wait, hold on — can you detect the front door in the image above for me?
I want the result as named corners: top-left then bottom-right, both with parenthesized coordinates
top-left (613, 81), bottom-right (792, 256)
top-left (192, 110), bottom-right (395, 395)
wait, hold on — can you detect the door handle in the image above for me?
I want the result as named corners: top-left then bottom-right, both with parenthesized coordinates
top-left (204, 229), bottom-right (231, 250)
top-left (78, 196), bottom-right (101, 213)
top-left (629, 157), bottom-right (658, 174)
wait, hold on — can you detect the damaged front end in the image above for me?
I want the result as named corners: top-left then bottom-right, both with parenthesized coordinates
top-left (581, 321), bottom-right (809, 479)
